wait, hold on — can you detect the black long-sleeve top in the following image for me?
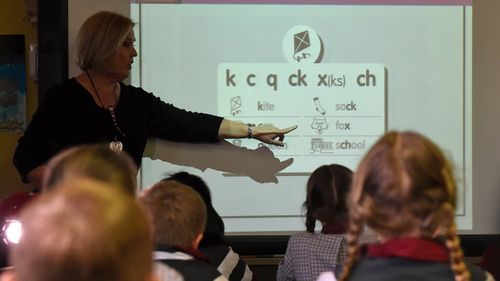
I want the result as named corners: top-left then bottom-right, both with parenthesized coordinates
top-left (13, 78), bottom-right (223, 182)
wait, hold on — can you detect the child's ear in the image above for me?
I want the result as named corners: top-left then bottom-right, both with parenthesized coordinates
top-left (138, 187), bottom-right (152, 198)
top-left (0, 269), bottom-right (17, 281)
top-left (146, 270), bottom-right (160, 281)
top-left (431, 224), bottom-right (449, 239)
top-left (192, 233), bottom-right (204, 249)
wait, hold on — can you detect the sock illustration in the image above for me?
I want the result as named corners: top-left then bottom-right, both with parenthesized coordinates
top-left (313, 97), bottom-right (326, 115)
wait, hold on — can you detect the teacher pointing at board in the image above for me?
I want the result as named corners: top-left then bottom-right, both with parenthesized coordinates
top-left (13, 10), bottom-right (297, 190)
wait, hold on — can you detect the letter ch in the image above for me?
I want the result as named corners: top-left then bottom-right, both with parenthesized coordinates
top-left (356, 69), bottom-right (376, 87)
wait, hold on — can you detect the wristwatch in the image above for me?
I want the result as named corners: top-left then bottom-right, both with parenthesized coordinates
top-left (247, 124), bottom-right (254, 138)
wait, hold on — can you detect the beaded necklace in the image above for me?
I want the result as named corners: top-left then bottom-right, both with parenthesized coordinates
top-left (86, 71), bottom-right (125, 152)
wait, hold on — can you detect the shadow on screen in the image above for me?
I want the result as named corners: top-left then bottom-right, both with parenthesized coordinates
top-left (143, 139), bottom-right (294, 183)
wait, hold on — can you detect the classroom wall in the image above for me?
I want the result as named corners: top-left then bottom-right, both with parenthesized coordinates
top-left (0, 1), bottom-right (38, 198)
top-left (470, 0), bottom-right (500, 234)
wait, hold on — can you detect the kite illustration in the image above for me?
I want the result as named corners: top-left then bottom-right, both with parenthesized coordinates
top-left (293, 30), bottom-right (311, 62)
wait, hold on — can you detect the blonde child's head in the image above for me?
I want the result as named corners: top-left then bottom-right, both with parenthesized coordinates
top-left (140, 180), bottom-right (207, 249)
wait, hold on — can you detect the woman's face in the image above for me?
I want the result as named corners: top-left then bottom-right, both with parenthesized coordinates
top-left (101, 30), bottom-right (137, 81)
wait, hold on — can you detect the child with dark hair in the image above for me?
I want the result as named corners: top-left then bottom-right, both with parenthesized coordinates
top-left (277, 164), bottom-right (353, 281)
top-left (166, 172), bottom-right (253, 281)
top-left (337, 131), bottom-right (494, 281)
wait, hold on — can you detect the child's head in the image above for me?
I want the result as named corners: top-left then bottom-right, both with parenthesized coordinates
top-left (165, 172), bottom-right (226, 246)
top-left (7, 179), bottom-right (153, 281)
top-left (304, 164), bottom-right (352, 232)
top-left (340, 131), bottom-right (469, 281)
top-left (350, 131), bottom-right (455, 238)
top-left (42, 144), bottom-right (138, 195)
top-left (140, 180), bottom-right (207, 249)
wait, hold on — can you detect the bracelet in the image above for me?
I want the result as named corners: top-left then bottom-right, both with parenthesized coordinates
top-left (247, 125), bottom-right (253, 138)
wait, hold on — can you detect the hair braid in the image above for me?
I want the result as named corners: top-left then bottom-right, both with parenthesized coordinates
top-left (445, 223), bottom-right (470, 281)
top-left (305, 213), bottom-right (316, 233)
top-left (338, 214), bottom-right (364, 281)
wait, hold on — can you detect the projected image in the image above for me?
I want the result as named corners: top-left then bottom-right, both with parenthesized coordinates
top-left (132, 2), bottom-right (472, 232)
top-left (217, 63), bottom-right (385, 172)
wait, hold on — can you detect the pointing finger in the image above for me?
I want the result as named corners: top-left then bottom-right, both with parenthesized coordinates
top-left (280, 125), bottom-right (298, 134)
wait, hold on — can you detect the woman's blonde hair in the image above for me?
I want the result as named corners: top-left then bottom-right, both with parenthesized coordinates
top-left (339, 131), bottom-right (470, 281)
top-left (43, 144), bottom-right (138, 195)
top-left (75, 11), bottom-right (134, 71)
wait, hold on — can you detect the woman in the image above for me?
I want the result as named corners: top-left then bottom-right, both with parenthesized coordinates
top-left (336, 131), bottom-right (493, 281)
top-left (277, 164), bottom-right (352, 281)
top-left (13, 11), bottom-right (296, 190)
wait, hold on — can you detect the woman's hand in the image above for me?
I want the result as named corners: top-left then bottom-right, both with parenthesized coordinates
top-left (251, 124), bottom-right (298, 146)
top-left (218, 119), bottom-right (297, 146)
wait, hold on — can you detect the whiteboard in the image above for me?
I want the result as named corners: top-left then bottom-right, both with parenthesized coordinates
top-left (132, 3), bottom-right (473, 233)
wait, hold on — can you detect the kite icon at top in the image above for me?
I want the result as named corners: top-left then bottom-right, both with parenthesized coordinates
top-left (293, 31), bottom-right (311, 62)
top-left (294, 31), bottom-right (311, 53)
top-left (283, 25), bottom-right (324, 63)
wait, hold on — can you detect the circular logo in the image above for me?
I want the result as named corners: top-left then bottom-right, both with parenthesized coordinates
top-left (282, 25), bottom-right (324, 63)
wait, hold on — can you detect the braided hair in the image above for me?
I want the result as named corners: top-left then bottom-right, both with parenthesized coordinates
top-left (339, 131), bottom-right (469, 281)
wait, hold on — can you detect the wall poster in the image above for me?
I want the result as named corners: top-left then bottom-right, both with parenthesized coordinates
top-left (0, 34), bottom-right (26, 133)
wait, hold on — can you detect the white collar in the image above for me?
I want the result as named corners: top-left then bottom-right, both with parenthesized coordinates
top-left (153, 250), bottom-right (193, 261)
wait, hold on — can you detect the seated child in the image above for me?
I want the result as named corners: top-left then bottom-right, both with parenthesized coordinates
top-left (337, 131), bottom-right (494, 281)
top-left (166, 172), bottom-right (253, 281)
top-left (41, 144), bottom-right (185, 281)
top-left (0, 179), bottom-right (154, 281)
top-left (277, 164), bottom-right (352, 281)
top-left (42, 144), bottom-right (138, 195)
top-left (140, 180), bottom-right (229, 281)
